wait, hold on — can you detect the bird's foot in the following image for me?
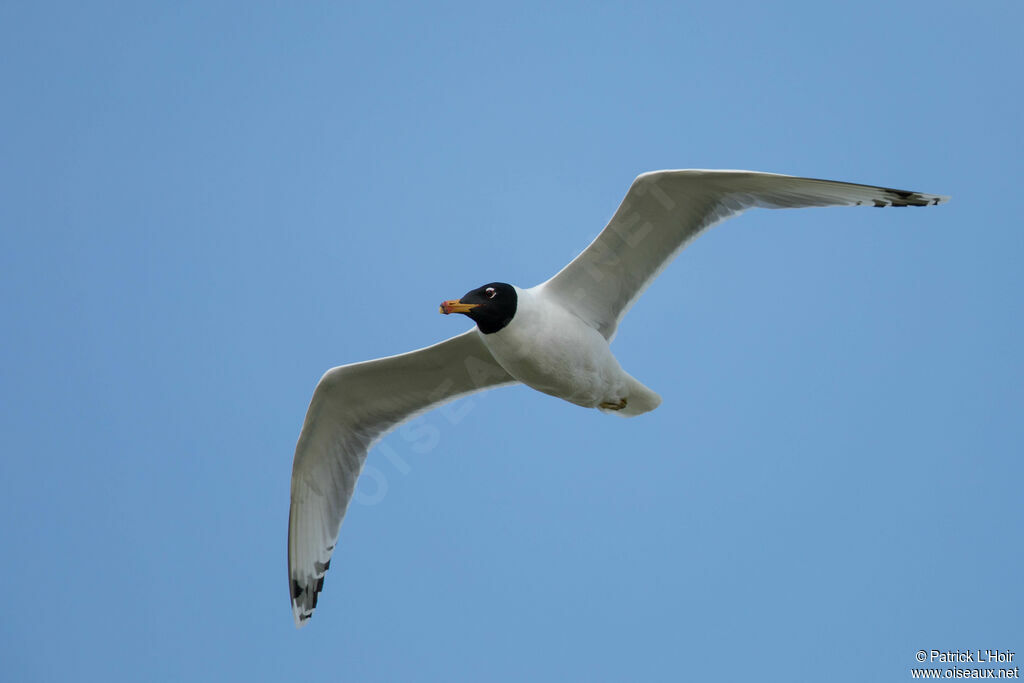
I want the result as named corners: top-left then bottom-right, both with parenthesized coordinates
top-left (599, 398), bottom-right (628, 411)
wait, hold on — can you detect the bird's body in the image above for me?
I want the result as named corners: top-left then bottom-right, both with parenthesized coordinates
top-left (287, 169), bottom-right (948, 626)
top-left (483, 285), bottom-right (660, 414)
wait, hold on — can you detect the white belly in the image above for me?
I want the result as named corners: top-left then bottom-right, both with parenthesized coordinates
top-left (479, 287), bottom-right (629, 408)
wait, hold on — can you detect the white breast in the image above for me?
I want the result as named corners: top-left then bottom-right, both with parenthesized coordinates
top-left (479, 286), bottom-right (630, 408)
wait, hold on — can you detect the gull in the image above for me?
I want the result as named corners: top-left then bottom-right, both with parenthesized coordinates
top-left (287, 169), bottom-right (947, 626)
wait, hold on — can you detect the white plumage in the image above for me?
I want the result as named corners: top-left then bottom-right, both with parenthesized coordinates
top-left (288, 169), bottom-right (948, 626)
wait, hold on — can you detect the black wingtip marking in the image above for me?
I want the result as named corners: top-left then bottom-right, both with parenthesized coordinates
top-left (291, 572), bottom-right (326, 616)
top-left (884, 189), bottom-right (935, 207)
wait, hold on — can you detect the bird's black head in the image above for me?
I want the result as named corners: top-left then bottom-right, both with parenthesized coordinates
top-left (439, 282), bottom-right (518, 334)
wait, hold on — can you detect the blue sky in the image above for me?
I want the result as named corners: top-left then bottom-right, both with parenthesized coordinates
top-left (2, 2), bottom-right (1021, 681)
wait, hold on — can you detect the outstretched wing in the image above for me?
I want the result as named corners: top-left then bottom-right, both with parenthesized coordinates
top-left (541, 170), bottom-right (949, 340)
top-left (288, 329), bottom-right (516, 626)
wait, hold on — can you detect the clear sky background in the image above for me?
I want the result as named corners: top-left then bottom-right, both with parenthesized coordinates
top-left (2, 2), bottom-right (1021, 681)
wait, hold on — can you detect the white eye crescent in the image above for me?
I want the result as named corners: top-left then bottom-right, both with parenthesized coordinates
top-left (485, 287), bottom-right (496, 299)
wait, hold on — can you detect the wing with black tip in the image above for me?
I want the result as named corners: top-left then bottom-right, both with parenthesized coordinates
top-left (288, 329), bottom-right (516, 626)
top-left (542, 170), bottom-right (948, 340)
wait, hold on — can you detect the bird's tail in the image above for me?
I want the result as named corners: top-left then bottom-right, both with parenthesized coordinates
top-left (620, 376), bottom-right (661, 417)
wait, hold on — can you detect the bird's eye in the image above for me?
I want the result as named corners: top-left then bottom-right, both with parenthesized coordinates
top-left (485, 287), bottom-right (497, 299)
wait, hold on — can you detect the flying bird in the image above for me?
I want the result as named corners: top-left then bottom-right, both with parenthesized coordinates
top-left (288, 169), bottom-right (947, 626)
